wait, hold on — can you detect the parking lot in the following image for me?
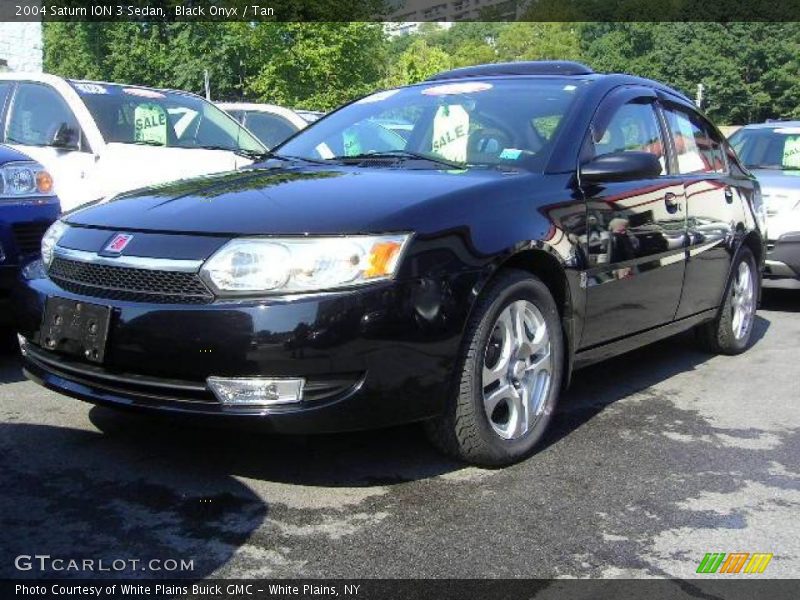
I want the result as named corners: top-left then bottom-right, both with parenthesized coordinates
top-left (0, 288), bottom-right (797, 580)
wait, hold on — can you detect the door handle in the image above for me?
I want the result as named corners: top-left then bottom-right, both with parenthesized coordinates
top-left (724, 187), bottom-right (734, 203)
top-left (664, 192), bottom-right (682, 214)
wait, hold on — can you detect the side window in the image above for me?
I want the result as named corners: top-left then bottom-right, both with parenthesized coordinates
top-left (243, 112), bottom-right (298, 149)
top-left (6, 83), bottom-right (81, 147)
top-left (592, 101), bottom-right (666, 174)
top-left (225, 110), bottom-right (244, 124)
top-left (664, 106), bottom-right (725, 175)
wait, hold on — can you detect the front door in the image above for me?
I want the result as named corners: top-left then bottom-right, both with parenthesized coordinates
top-left (579, 95), bottom-right (687, 348)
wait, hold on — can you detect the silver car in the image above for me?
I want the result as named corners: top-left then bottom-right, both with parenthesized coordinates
top-left (730, 122), bottom-right (800, 286)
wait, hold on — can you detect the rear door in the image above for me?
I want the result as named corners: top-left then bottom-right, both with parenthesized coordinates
top-left (579, 91), bottom-right (687, 348)
top-left (662, 103), bottom-right (739, 318)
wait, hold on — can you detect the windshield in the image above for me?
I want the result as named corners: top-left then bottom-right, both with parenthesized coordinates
top-left (70, 81), bottom-right (265, 153)
top-left (277, 79), bottom-right (588, 171)
top-left (729, 126), bottom-right (800, 170)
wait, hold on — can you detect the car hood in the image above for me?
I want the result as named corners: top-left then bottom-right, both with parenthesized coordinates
top-left (0, 144), bottom-right (34, 163)
top-left (94, 143), bottom-right (253, 199)
top-left (750, 169), bottom-right (800, 193)
top-left (751, 169), bottom-right (800, 219)
top-left (65, 163), bottom-right (529, 235)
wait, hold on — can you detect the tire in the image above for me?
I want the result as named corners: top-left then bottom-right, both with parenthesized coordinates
top-left (425, 269), bottom-right (563, 467)
top-left (696, 247), bottom-right (758, 355)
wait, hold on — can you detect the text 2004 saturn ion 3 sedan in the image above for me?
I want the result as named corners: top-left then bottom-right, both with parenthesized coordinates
top-left (14, 62), bottom-right (765, 466)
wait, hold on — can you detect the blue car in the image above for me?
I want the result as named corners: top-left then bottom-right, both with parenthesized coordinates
top-left (0, 145), bottom-right (60, 322)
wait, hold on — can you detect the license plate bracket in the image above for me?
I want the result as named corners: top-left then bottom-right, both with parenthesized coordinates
top-left (41, 297), bottom-right (112, 364)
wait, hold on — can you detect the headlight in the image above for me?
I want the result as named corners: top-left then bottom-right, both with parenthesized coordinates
top-left (200, 234), bottom-right (411, 295)
top-left (41, 220), bottom-right (70, 267)
top-left (0, 161), bottom-right (54, 198)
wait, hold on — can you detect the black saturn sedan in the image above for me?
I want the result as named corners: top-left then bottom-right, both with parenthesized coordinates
top-left (14, 62), bottom-right (765, 466)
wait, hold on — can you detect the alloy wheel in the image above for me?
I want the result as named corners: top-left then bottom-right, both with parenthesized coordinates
top-left (482, 300), bottom-right (552, 440)
top-left (731, 260), bottom-right (755, 341)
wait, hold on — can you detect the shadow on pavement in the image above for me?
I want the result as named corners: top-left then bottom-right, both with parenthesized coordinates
top-left (761, 287), bottom-right (799, 313)
top-left (0, 421), bottom-right (267, 579)
top-left (88, 407), bottom-right (463, 487)
top-left (541, 314), bottom-right (772, 451)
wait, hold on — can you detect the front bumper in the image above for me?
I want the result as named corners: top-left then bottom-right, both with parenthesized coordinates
top-left (765, 232), bottom-right (800, 281)
top-left (14, 273), bottom-right (474, 433)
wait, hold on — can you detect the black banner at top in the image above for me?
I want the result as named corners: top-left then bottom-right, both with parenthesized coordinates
top-left (1, 0), bottom-right (800, 22)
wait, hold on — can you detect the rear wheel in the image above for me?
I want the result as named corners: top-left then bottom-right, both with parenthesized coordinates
top-left (697, 247), bottom-right (758, 355)
top-left (425, 270), bottom-right (563, 466)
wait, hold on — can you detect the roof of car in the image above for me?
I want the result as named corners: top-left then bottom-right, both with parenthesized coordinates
top-left (0, 72), bottom-right (202, 99)
top-left (422, 61), bottom-right (693, 105)
top-left (428, 61), bottom-right (595, 80)
top-left (215, 102), bottom-right (309, 127)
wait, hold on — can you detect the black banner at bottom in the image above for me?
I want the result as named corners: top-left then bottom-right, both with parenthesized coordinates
top-left (3, 579), bottom-right (799, 600)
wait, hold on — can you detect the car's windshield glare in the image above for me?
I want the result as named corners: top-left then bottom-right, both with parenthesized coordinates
top-left (70, 81), bottom-right (265, 153)
top-left (277, 79), bottom-right (587, 171)
top-left (729, 127), bottom-right (800, 170)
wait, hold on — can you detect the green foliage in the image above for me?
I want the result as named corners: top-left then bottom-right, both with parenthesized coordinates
top-left (384, 38), bottom-right (452, 87)
top-left (43, 23), bottom-right (110, 81)
top-left (43, 21), bottom-right (800, 123)
top-left (495, 23), bottom-right (581, 62)
top-left (580, 22), bottom-right (800, 123)
top-left (247, 23), bottom-right (387, 110)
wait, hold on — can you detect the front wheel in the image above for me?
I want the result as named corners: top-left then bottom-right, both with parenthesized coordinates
top-left (425, 270), bottom-right (563, 467)
top-left (697, 247), bottom-right (759, 355)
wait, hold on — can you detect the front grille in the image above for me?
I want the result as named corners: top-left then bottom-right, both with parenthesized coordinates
top-left (48, 257), bottom-right (213, 303)
top-left (12, 222), bottom-right (50, 255)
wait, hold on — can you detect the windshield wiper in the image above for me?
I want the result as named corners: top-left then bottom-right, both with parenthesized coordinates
top-left (189, 145), bottom-right (280, 161)
top-left (746, 163), bottom-right (800, 171)
top-left (328, 150), bottom-right (465, 169)
top-left (128, 139), bottom-right (166, 147)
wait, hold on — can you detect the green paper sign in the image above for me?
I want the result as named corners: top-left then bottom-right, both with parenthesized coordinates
top-left (783, 135), bottom-right (800, 169)
top-left (133, 103), bottom-right (168, 146)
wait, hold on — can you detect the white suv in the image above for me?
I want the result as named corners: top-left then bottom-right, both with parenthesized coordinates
top-left (0, 74), bottom-right (266, 212)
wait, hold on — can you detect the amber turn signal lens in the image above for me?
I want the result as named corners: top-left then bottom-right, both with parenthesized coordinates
top-left (364, 241), bottom-right (403, 278)
top-left (35, 170), bottom-right (54, 195)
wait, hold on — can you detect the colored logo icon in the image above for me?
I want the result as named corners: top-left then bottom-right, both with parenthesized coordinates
top-left (696, 552), bottom-right (773, 574)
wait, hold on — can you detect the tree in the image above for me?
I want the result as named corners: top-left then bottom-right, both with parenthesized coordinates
top-left (495, 23), bottom-right (582, 62)
top-left (247, 23), bottom-right (387, 110)
top-left (43, 23), bottom-right (110, 80)
top-left (580, 23), bottom-right (800, 124)
top-left (384, 38), bottom-right (452, 87)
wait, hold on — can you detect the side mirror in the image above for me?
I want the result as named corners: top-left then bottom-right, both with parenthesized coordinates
top-left (581, 151), bottom-right (662, 183)
top-left (51, 123), bottom-right (80, 151)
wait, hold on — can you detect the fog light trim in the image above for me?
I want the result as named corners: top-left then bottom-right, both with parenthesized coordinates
top-left (17, 334), bottom-right (27, 356)
top-left (207, 376), bottom-right (305, 407)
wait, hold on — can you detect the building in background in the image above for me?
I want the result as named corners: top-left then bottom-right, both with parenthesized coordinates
top-left (0, 23), bottom-right (43, 73)
top-left (385, 22), bottom-right (452, 37)
top-left (389, 0), bottom-right (522, 27)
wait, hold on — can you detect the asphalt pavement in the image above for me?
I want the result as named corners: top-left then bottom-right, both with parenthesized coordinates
top-left (0, 289), bottom-right (798, 579)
